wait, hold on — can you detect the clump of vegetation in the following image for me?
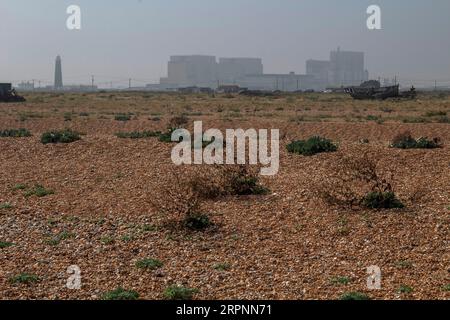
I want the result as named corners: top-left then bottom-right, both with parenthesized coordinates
top-left (135, 258), bottom-right (163, 270)
top-left (115, 131), bottom-right (161, 139)
top-left (316, 151), bottom-right (404, 209)
top-left (391, 131), bottom-right (441, 149)
top-left (0, 241), bottom-right (14, 249)
top-left (0, 203), bottom-right (13, 210)
top-left (436, 116), bottom-right (450, 123)
top-left (114, 114), bottom-right (132, 121)
top-left (100, 236), bottom-right (115, 245)
top-left (331, 276), bottom-right (350, 285)
top-left (287, 136), bottom-right (337, 156)
top-left (141, 224), bottom-right (157, 232)
top-left (339, 292), bottom-right (370, 300)
top-left (9, 273), bottom-right (39, 285)
top-left (214, 263), bottom-right (231, 271)
top-left (402, 117), bottom-right (429, 124)
top-left (150, 168), bottom-right (213, 230)
top-left (45, 231), bottom-right (75, 246)
top-left (63, 113), bottom-right (72, 121)
top-left (442, 284), bottom-right (450, 292)
top-left (158, 128), bottom-right (177, 143)
top-left (163, 285), bottom-right (198, 300)
top-left (12, 183), bottom-right (27, 191)
top-left (151, 165), bottom-right (269, 230)
top-left (221, 165), bottom-right (269, 196)
top-left (41, 129), bottom-right (81, 144)
top-left (398, 285), bottom-right (413, 294)
top-left (362, 191), bottom-right (404, 209)
top-left (424, 110), bottom-right (446, 117)
top-left (121, 235), bottom-right (134, 242)
top-left (0, 128), bottom-right (32, 137)
top-left (184, 213), bottom-right (211, 230)
top-left (395, 260), bottom-right (413, 269)
top-left (366, 115), bottom-right (384, 123)
top-left (24, 185), bottom-right (54, 198)
top-left (18, 112), bottom-right (44, 122)
top-left (102, 288), bottom-right (139, 300)
top-left (169, 114), bottom-right (189, 128)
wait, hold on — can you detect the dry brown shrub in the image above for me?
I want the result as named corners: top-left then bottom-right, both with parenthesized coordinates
top-left (150, 165), bottom-right (220, 224)
top-left (168, 114), bottom-right (189, 128)
top-left (150, 164), bottom-right (267, 225)
top-left (315, 151), bottom-right (395, 208)
top-left (392, 130), bottom-right (414, 147)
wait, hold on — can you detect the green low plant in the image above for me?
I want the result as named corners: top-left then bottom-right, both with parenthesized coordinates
top-left (363, 191), bottom-right (404, 209)
top-left (395, 260), bottom-right (413, 269)
top-left (45, 231), bottom-right (75, 246)
top-left (163, 285), bottom-right (198, 300)
top-left (9, 273), bottom-right (39, 285)
top-left (101, 288), bottom-right (139, 300)
top-left (41, 129), bottom-right (81, 144)
top-left (339, 292), bottom-right (370, 300)
top-left (0, 128), bottom-right (32, 137)
top-left (436, 116), bottom-right (450, 123)
top-left (100, 236), bottom-right (115, 245)
top-left (398, 285), bottom-right (413, 294)
top-left (224, 166), bottom-right (270, 196)
top-left (287, 136), bottom-right (337, 156)
top-left (158, 128), bottom-right (177, 143)
top-left (183, 213), bottom-right (211, 230)
top-left (0, 203), bottom-right (13, 209)
top-left (331, 276), bottom-right (350, 285)
top-left (213, 263), bottom-right (231, 271)
top-left (229, 176), bottom-right (269, 195)
top-left (115, 131), bottom-right (161, 139)
top-left (402, 117), bottom-right (429, 124)
top-left (425, 111), bottom-right (446, 117)
top-left (12, 183), bottom-right (27, 191)
top-left (24, 185), bottom-right (54, 198)
top-left (0, 241), bottom-right (14, 249)
top-left (135, 258), bottom-right (163, 270)
top-left (391, 131), bottom-right (441, 149)
top-left (114, 114), bottom-right (132, 121)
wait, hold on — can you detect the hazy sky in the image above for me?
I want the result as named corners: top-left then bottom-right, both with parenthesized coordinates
top-left (1, 0), bottom-right (450, 87)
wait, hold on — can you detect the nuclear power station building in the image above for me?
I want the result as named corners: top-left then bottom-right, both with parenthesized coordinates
top-left (306, 48), bottom-right (369, 87)
top-left (158, 48), bottom-right (369, 91)
top-left (54, 55), bottom-right (63, 90)
top-left (159, 55), bottom-right (264, 89)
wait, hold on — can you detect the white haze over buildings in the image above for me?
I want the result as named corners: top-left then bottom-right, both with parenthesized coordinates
top-left (1, 0), bottom-right (450, 87)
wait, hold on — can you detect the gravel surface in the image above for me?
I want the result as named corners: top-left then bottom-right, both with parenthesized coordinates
top-left (0, 92), bottom-right (448, 300)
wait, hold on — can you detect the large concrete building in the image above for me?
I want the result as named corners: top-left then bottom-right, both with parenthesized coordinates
top-left (306, 60), bottom-right (330, 84)
top-left (306, 48), bottom-right (369, 88)
top-left (329, 48), bottom-right (367, 86)
top-left (160, 55), bottom-right (217, 88)
top-left (158, 49), bottom-right (369, 91)
top-left (236, 72), bottom-right (318, 91)
top-left (160, 55), bottom-right (263, 89)
top-left (217, 58), bottom-right (263, 84)
top-left (54, 55), bottom-right (63, 89)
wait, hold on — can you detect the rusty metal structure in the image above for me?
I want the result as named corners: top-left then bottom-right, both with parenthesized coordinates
top-left (0, 83), bottom-right (26, 102)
